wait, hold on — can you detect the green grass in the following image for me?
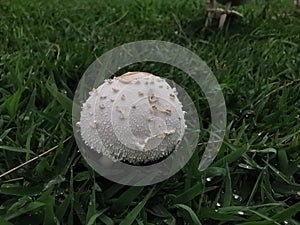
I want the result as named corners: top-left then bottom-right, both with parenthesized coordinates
top-left (0, 0), bottom-right (300, 224)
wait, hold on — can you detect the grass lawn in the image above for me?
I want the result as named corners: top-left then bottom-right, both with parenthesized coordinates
top-left (0, 0), bottom-right (300, 224)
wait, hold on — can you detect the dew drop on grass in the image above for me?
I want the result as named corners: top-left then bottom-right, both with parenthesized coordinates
top-left (238, 163), bottom-right (253, 170)
top-left (206, 177), bottom-right (212, 182)
top-left (233, 193), bottom-right (241, 200)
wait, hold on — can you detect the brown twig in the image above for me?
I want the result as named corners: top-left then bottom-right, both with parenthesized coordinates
top-left (255, 78), bottom-right (300, 105)
top-left (0, 136), bottom-right (72, 179)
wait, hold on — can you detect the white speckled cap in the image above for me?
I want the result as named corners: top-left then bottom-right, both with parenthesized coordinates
top-left (78, 72), bottom-right (186, 164)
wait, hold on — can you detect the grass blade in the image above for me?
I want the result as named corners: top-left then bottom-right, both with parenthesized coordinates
top-left (173, 204), bottom-right (202, 225)
top-left (119, 187), bottom-right (154, 225)
top-left (5, 201), bottom-right (45, 221)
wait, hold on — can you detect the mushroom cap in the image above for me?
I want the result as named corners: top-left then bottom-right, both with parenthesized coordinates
top-left (78, 72), bottom-right (186, 164)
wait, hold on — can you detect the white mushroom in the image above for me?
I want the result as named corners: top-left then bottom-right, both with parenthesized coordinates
top-left (79, 72), bottom-right (186, 165)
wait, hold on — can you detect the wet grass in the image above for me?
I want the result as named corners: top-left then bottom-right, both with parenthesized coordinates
top-left (0, 0), bottom-right (300, 224)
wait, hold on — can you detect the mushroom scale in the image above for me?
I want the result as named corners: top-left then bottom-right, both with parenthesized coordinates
top-left (79, 72), bottom-right (186, 165)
